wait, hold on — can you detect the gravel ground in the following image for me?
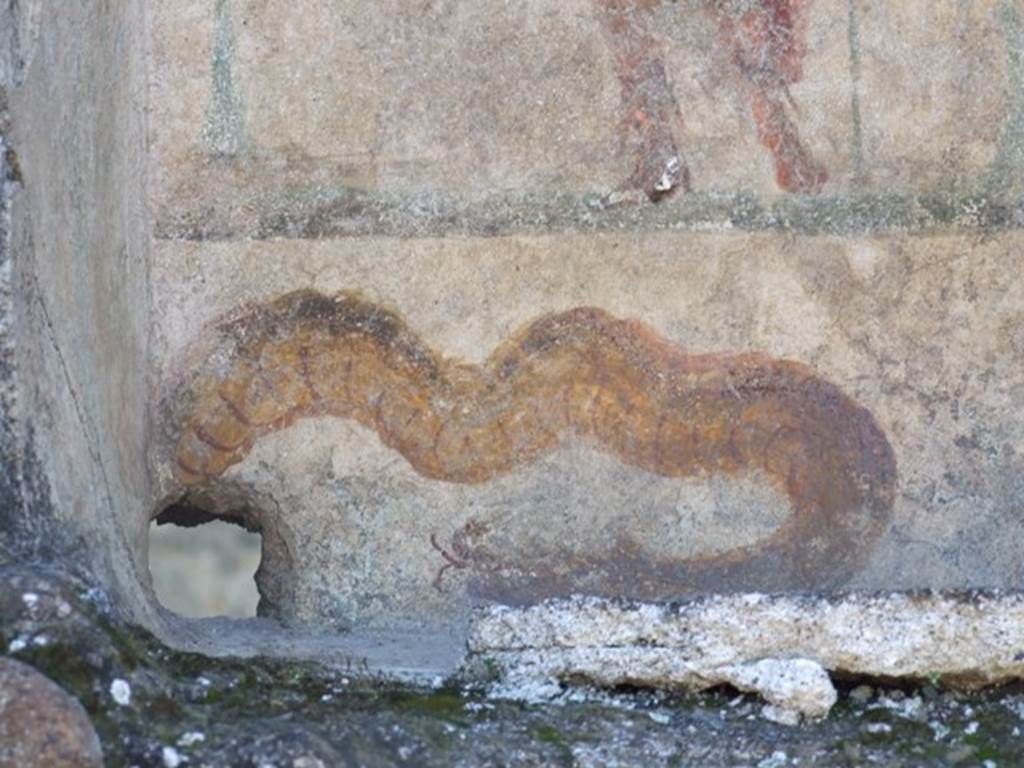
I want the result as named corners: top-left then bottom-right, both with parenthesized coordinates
top-left (2, 559), bottom-right (1023, 767)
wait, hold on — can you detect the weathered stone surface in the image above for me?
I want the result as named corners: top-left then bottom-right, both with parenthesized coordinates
top-left (0, 87), bottom-right (19, 547)
top-left (4, 0), bottom-right (1024, 670)
top-left (721, 659), bottom-right (837, 720)
top-left (4, 0), bottom-right (154, 618)
top-left (488, 651), bottom-right (838, 720)
top-left (469, 592), bottom-right (1024, 717)
top-left (7, 562), bottom-right (1024, 767)
top-left (0, 657), bottom-right (102, 768)
top-left (7, 0), bottom-right (1024, 763)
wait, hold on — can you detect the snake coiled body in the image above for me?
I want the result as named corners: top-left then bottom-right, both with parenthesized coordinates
top-left (173, 290), bottom-right (895, 593)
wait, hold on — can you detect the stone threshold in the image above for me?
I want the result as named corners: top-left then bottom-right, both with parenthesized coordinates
top-left (156, 589), bottom-right (1024, 726)
top-left (465, 591), bottom-right (1024, 724)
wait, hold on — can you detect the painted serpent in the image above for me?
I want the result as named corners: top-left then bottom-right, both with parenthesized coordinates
top-left (172, 290), bottom-right (895, 595)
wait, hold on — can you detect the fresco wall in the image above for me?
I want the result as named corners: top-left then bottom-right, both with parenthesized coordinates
top-left (139, 0), bottom-right (1024, 631)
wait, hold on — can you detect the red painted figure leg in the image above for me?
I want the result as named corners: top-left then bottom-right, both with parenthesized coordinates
top-left (595, 0), bottom-right (690, 201)
top-left (713, 0), bottom-right (827, 193)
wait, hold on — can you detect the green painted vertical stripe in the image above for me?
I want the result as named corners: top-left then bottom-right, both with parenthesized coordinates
top-left (986, 0), bottom-right (1024, 196)
top-left (203, 0), bottom-right (246, 156)
top-left (846, 0), bottom-right (866, 183)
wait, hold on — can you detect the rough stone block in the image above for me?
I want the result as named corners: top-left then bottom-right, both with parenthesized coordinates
top-left (469, 592), bottom-right (1024, 718)
top-left (0, 657), bottom-right (103, 768)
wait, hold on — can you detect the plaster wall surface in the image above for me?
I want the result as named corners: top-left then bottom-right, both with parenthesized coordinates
top-left (151, 232), bottom-right (1024, 629)
top-left (3, 1), bottom-right (1024, 650)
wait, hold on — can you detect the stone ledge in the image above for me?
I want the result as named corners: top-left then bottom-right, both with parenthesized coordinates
top-left (467, 592), bottom-right (1024, 720)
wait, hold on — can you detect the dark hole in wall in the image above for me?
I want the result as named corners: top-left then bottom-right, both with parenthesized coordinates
top-left (150, 501), bottom-right (263, 619)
